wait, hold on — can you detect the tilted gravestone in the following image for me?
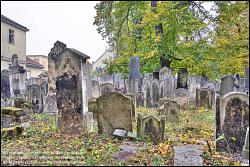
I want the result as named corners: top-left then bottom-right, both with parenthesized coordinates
top-left (137, 113), bottom-right (166, 144)
top-left (48, 41), bottom-right (91, 134)
top-left (1, 70), bottom-right (10, 99)
top-left (216, 92), bottom-right (249, 153)
top-left (136, 91), bottom-right (144, 107)
top-left (177, 68), bottom-right (188, 89)
top-left (159, 101), bottom-right (180, 122)
top-left (220, 75), bottom-right (235, 97)
top-left (100, 83), bottom-right (114, 95)
top-left (196, 88), bottom-right (214, 110)
top-left (96, 92), bottom-right (134, 136)
top-left (150, 79), bottom-right (160, 108)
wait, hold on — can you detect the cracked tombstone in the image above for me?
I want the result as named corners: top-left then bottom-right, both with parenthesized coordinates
top-left (48, 41), bottom-right (91, 135)
top-left (159, 101), bottom-right (180, 122)
top-left (137, 113), bottom-right (166, 144)
top-left (96, 92), bottom-right (134, 136)
top-left (216, 92), bottom-right (249, 153)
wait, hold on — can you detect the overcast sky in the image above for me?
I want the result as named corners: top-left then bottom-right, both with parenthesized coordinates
top-left (1, 1), bottom-right (108, 62)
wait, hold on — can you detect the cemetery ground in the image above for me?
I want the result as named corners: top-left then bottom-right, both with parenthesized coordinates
top-left (1, 106), bottom-right (244, 166)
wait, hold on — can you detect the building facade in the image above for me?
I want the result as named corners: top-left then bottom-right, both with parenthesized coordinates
top-left (27, 55), bottom-right (48, 72)
top-left (1, 15), bottom-right (29, 70)
top-left (26, 57), bottom-right (45, 79)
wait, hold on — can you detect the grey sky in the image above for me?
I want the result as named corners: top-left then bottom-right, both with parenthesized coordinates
top-left (1, 1), bottom-right (108, 62)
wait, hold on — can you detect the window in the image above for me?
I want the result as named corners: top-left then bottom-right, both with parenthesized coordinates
top-left (8, 29), bottom-right (15, 44)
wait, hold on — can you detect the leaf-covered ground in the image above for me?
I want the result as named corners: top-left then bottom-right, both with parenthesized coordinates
top-left (1, 107), bottom-right (244, 166)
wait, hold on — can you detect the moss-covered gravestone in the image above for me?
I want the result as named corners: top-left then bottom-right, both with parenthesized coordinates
top-left (137, 113), bottom-right (166, 144)
top-left (216, 92), bottom-right (249, 153)
top-left (96, 92), bottom-right (134, 136)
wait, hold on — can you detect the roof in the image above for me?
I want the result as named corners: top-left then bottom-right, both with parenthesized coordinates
top-left (66, 48), bottom-right (90, 60)
top-left (27, 55), bottom-right (48, 58)
top-left (1, 15), bottom-right (29, 32)
top-left (26, 57), bottom-right (44, 68)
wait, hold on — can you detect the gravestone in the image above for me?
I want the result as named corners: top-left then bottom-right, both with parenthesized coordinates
top-left (96, 92), bottom-right (134, 136)
top-left (136, 91), bottom-right (144, 107)
top-left (28, 84), bottom-right (41, 113)
top-left (99, 75), bottom-right (113, 85)
top-left (216, 92), bottom-right (249, 153)
top-left (196, 88), bottom-right (214, 110)
top-left (48, 41), bottom-right (91, 134)
top-left (137, 113), bottom-right (166, 144)
top-left (129, 56), bottom-right (140, 81)
top-left (177, 68), bottom-right (188, 89)
top-left (128, 79), bottom-right (138, 96)
top-left (244, 67), bottom-right (249, 93)
top-left (215, 94), bottom-right (221, 140)
top-left (91, 80), bottom-right (100, 98)
top-left (220, 75), bottom-right (235, 97)
top-left (145, 82), bottom-right (151, 108)
top-left (44, 93), bottom-right (58, 114)
top-left (150, 79), bottom-right (160, 108)
top-left (188, 75), bottom-right (201, 103)
top-left (201, 76), bottom-right (208, 87)
top-left (159, 67), bottom-right (175, 98)
top-left (1, 70), bottom-right (10, 99)
top-left (243, 127), bottom-right (249, 159)
top-left (159, 101), bottom-right (180, 122)
top-left (100, 83), bottom-right (114, 95)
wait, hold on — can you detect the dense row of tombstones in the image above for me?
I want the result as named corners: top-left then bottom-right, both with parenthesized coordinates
top-left (1, 41), bottom-right (249, 159)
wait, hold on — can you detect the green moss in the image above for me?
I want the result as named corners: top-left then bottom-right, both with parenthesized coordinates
top-left (1, 107), bottom-right (26, 116)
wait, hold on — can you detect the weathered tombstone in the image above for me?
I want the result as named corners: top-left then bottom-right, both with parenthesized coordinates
top-left (1, 70), bottom-right (10, 99)
top-left (96, 92), bottom-right (134, 136)
top-left (159, 67), bottom-right (175, 98)
top-left (244, 67), bottom-right (249, 93)
top-left (28, 84), bottom-right (41, 112)
top-left (144, 82), bottom-right (151, 108)
top-left (137, 113), bottom-right (166, 144)
top-left (196, 88), bottom-right (214, 110)
top-left (220, 75), bottom-right (235, 97)
top-left (177, 68), bottom-right (188, 89)
top-left (48, 41), bottom-right (91, 134)
top-left (100, 83), bottom-right (114, 95)
top-left (136, 91), bottom-right (144, 107)
top-left (129, 56), bottom-right (140, 81)
top-left (150, 79), bottom-right (160, 108)
top-left (175, 88), bottom-right (190, 109)
top-left (216, 92), bottom-right (249, 153)
top-left (188, 75), bottom-right (201, 103)
top-left (91, 80), bottom-right (100, 98)
top-left (128, 79), bottom-right (138, 96)
top-left (159, 101), bottom-right (181, 122)
top-left (44, 93), bottom-right (58, 114)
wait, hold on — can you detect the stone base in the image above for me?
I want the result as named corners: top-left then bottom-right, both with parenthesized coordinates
top-left (83, 112), bottom-right (94, 133)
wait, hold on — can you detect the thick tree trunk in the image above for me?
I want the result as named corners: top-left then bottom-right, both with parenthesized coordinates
top-left (151, 1), bottom-right (171, 68)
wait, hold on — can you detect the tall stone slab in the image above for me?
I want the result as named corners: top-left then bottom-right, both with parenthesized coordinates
top-left (177, 68), bottom-right (188, 89)
top-left (96, 92), bottom-right (134, 135)
top-left (215, 94), bottom-right (221, 140)
top-left (159, 67), bottom-right (175, 98)
top-left (220, 75), bottom-right (235, 97)
top-left (150, 79), bottom-right (160, 108)
top-left (216, 92), bottom-right (249, 153)
top-left (48, 41), bottom-right (91, 134)
top-left (188, 75), bottom-right (201, 103)
top-left (129, 56), bottom-right (140, 81)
